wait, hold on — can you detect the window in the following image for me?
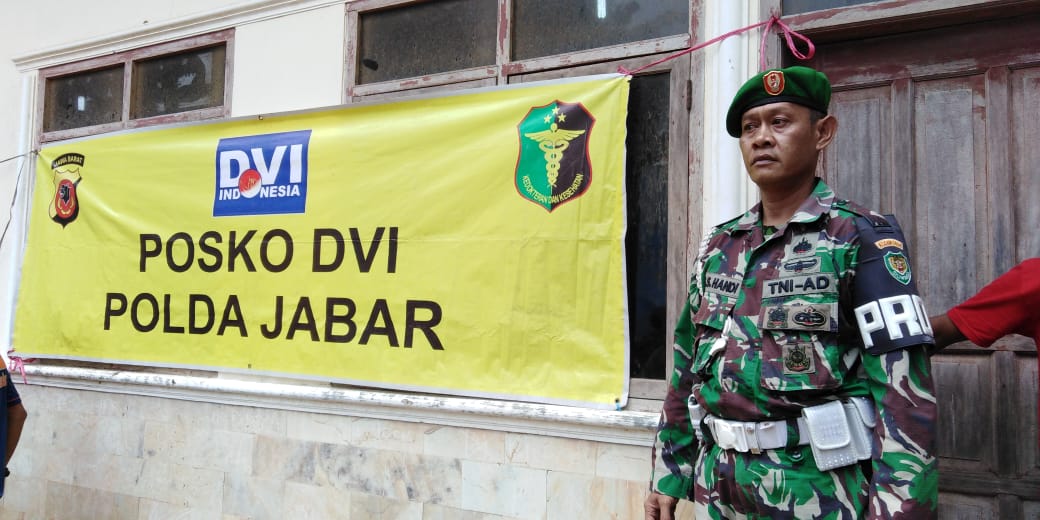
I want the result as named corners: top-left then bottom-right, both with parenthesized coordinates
top-left (346, 0), bottom-right (691, 96)
top-left (512, 0), bottom-right (689, 61)
top-left (131, 46), bottom-right (227, 120)
top-left (38, 30), bottom-right (232, 142)
top-left (43, 65), bottom-right (124, 133)
top-left (782, 0), bottom-right (879, 15)
top-left (346, 0), bottom-right (692, 402)
top-left (357, 0), bottom-right (497, 84)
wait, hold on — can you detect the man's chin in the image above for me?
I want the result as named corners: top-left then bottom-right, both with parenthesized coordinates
top-left (747, 167), bottom-right (784, 184)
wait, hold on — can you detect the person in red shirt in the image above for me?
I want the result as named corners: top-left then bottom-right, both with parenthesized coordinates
top-left (930, 258), bottom-right (1040, 350)
top-left (930, 258), bottom-right (1040, 447)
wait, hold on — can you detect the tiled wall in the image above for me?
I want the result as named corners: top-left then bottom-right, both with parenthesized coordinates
top-left (0, 384), bottom-right (682, 519)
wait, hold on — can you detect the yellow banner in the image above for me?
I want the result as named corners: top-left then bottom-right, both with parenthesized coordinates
top-left (15, 75), bottom-right (631, 408)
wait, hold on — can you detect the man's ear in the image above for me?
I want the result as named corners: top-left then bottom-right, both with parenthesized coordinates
top-left (815, 114), bottom-right (838, 150)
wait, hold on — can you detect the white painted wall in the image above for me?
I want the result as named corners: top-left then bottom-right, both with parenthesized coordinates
top-left (231, 4), bottom-right (346, 116)
top-left (700, 0), bottom-right (762, 232)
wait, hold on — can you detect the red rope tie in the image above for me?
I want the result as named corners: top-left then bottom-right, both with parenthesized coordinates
top-left (759, 15), bottom-right (815, 70)
top-left (7, 350), bottom-right (36, 385)
top-left (617, 14), bottom-right (815, 76)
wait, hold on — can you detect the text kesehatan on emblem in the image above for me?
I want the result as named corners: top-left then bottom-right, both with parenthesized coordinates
top-left (515, 101), bottom-right (594, 211)
top-left (49, 152), bottom-right (85, 227)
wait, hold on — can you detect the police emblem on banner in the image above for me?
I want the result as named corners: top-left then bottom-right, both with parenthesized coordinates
top-left (515, 101), bottom-right (594, 211)
top-left (883, 251), bottom-right (912, 285)
top-left (49, 152), bottom-right (84, 227)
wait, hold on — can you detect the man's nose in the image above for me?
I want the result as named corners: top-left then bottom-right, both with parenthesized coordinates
top-left (750, 126), bottom-right (773, 147)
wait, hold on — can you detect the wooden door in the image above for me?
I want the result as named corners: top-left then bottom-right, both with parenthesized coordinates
top-left (800, 12), bottom-right (1040, 519)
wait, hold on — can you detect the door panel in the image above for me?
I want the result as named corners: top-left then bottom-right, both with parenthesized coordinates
top-left (912, 75), bottom-right (986, 312)
top-left (824, 87), bottom-right (888, 211)
top-left (1012, 66), bottom-right (1040, 260)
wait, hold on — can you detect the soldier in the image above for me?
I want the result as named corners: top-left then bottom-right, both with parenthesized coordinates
top-left (644, 66), bottom-right (938, 519)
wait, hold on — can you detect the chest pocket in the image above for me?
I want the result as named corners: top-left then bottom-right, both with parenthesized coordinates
top-left (690, 291), bottom-right (736, 376)
top-left (758, 280), bottom-right (847, 392)
top-left (761, 301), bottom-right (848, 391)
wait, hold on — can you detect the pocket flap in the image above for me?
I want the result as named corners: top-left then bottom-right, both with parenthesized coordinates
top-left (691, 293), bottom-right (734, 330)
top-left (802, 400), bottom-right (851, 450)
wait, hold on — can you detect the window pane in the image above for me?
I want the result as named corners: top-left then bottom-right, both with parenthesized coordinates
top-left (131, 45), bottom-right (226, 119)
top-left (358, 0), bottom-right (497, 84)
top-left (782, 0), bottom-right (878, 15)
top-left (43, 66), bottom-right (124, 132)
top-left (627, 73), bottom-right (669, 380)
top-left (513, 0), bottom-right (688, 61)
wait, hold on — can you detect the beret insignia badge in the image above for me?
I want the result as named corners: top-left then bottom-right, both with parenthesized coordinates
top-left (763, 70), bottom-right (785, 96)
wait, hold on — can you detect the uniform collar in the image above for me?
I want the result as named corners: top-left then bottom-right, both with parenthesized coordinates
top-left (729, 178), bottom-right (835, 233)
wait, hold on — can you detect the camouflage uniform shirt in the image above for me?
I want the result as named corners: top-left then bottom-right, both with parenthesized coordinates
top-left (651, 179), bottom-right (937, 518)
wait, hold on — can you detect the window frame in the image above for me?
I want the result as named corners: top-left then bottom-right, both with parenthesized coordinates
top-left (36, 29), bottom-right (234, 144)
top-left (344, 0), bottom-right (694, 100)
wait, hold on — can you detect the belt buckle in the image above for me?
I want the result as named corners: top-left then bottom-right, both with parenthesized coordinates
top-left (714, 420), bottom-right (751, 453)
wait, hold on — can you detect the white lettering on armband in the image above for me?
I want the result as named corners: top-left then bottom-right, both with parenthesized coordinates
top-left (854, 294), bottom-right (933, 349)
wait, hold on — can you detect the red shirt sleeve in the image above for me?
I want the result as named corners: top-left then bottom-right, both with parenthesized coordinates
top-left (947, 258), bottom-right (1040, 347)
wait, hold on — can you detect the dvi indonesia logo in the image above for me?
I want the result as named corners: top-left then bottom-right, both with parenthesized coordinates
top-left (213, 130), bottom-right (312, 216)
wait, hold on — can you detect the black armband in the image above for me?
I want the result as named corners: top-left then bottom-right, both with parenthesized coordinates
top-left (851, 214), bottom-right (935, 355)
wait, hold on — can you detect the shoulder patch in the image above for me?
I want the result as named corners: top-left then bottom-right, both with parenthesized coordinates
top-left (851, 214), bottom-right (934, 354)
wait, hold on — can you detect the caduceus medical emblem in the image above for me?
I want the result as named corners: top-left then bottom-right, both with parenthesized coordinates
top-left (515, 101), bottom-right (594, 211)
top-left (524, 122), bottom-right (585, 189)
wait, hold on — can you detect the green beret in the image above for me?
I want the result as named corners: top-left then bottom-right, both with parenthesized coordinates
top-left (725, 66), bottom-right (831, 137)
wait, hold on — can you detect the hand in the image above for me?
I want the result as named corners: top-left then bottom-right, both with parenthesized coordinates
top-left (644, 491), bottom-right (679, 520)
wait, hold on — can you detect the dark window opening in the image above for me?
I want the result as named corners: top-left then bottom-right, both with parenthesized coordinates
top-left (132, 45), bottom-right (226, 119)
top-left (358, 0), bottom-right (497, 84)
top-left (513, 0), bottom-right (689, 61)
top-left (782, 0), bottom-right (878, 15)
top-left (626, 72), bottom-right (670, 380)
top-left (43, 66), bottom-right (124, 133)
